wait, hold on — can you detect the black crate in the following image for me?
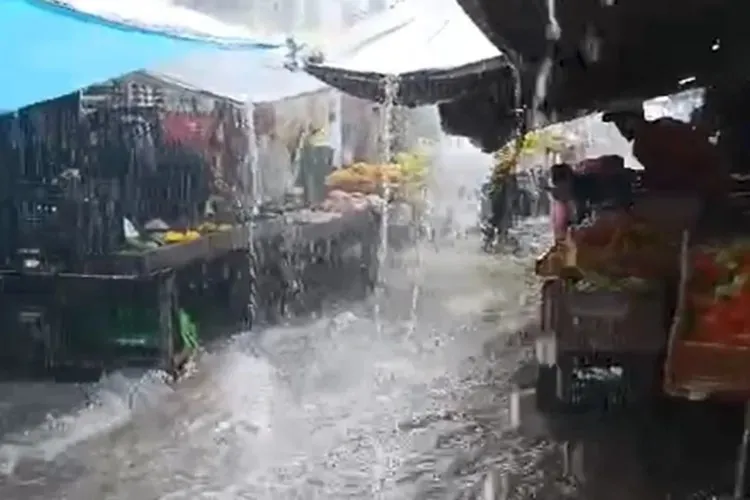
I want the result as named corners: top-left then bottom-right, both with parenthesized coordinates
top-left (554, 353), bottom-right (660, 414)
top-left (542, 279), bottom-right (668, 355)
top-left (8, 180), bottom-right (125, 271)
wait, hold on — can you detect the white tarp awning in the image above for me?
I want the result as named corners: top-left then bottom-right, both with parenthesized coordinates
top-left (323, 1), bottom-right (500, 74)
top-left (58, 0), bottom-right (281, 45)
top-left (305, 0), bottom-right (507, 105)
top-left (146, 48), bottom-right (328, 104)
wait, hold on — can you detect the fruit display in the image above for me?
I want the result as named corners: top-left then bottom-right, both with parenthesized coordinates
top-left (161, 224), bottom-right (233, 245)
top-left (320, 190), bottom-right (376, 213)
top-left (536, 211), bottom-right (680, 286)
top-left (491, 130), bottom-right (567, 185)
top-left (196, 222), bottom-right (233, 233)
top-left (325, 163), bottom-right (403, 196)
top-left (569, 212), bottom-right (680, 281)
top-left (686, 240), bottom-right (750, 345)
top-left (324, 150), bottom-right (428, 203)
top-left (164, 230), bottom-right (201, 244)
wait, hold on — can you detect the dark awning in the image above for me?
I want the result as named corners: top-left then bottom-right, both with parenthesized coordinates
top-left (304, 1), bottom-right (508, 106)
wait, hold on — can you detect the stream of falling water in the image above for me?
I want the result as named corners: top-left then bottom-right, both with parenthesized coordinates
top-left (373, 74), bottom-right (401, 338)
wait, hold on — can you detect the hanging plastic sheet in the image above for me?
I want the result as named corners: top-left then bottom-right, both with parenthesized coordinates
top-left (304, 0), bottom-right (508, 106)
top-left (0, 0), bottom-right (281, 112)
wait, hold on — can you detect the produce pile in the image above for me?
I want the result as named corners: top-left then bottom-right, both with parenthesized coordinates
top-left (687, 241), bottom-right (750, 345)
top-left (324, 151), bottom-right (428, 201)
top-left (163, 222), bottom-right (233, 244)
top-left (124, 221), bottom-right (234, 251)
top-left (491, 130), bottom-right (567, 185)
top-left (543, 212), bottom-right (680, 291)
top-left (572, 213), bottom-right (679, 280)
top-left (325, 163), bottom-right (402, 196)
top-left (320, 190), bottom-right (380, 213)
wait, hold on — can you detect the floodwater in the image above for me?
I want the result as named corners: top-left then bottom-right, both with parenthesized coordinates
top-left (0, 215), bottom-right (550, 499)
top-left (0, 142), bottom-right (746, 499)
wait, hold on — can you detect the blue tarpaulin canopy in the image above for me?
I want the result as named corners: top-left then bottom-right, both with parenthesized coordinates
top-left (0, 0), bottom-right (281, 112)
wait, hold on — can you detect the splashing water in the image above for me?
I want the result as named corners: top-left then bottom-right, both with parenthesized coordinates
top-left (0, 368), bottom-right (176, 476)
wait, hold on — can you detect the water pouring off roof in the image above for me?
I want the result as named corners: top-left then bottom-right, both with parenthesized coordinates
top-left (0, 0), bottom-right (282, 111)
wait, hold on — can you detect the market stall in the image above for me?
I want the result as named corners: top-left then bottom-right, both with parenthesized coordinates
top-left (662, 221), bottom-right (750, 498)
top-left (0, 47), bottom-right (381, 379)
top-left (323, 148), bottom-right (429, 249)
top-left (0, 74), bottom-right (260, 376)
top-left (150, 49), bottom-right (382, 319)
top-left (528, 89), bottom-right (750, 496)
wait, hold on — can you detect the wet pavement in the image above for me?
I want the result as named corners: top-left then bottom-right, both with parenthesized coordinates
top-left (0, 216), bottom-right (747, 499)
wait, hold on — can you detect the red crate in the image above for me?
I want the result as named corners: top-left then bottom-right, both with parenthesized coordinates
top-left (666, 340), bottom-right (750, 398)
top-left (664, 231), bottom-right (750, 399)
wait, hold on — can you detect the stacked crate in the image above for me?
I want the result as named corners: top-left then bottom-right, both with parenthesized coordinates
top-left (0, 94), bottom-right (127, 271)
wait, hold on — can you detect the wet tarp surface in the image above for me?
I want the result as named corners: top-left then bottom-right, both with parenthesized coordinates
top-left (55, 0), bottom-right (271, 43)
top-left (305, 0), bottom-right (506, 105)
top-left (0, 0), bottom-right (280, 111)
top-left (148, 49), bottom-right (327, 104)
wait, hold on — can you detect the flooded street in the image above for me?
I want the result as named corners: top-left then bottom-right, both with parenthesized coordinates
top-left (7, 0), bottom-right (750, 494)
top-left (0, 139), bottom-right (743, 499)
top-left (0, 218), bottom-right (745, 500)
top-left (0, 214), bottom-right (557, 499)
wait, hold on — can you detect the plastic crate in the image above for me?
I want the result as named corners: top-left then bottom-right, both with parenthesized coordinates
top-left (555, 353), bottom-right (659, 413)
top-left (554, 281), bottom-right (668, 354)
top-left (9, 179), bottom-right (125, 269)
top-left (664, 231), bottom-right (750, 400)
top-left (667, 341), bottom-right (750, 398)
top-left (539, 280), bottom-right (666, 414)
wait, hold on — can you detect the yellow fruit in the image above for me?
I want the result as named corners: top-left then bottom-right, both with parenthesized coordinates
top-left (491, 129), bottom-right (568, 178)
top-left (164, 231), bottom-right (187, 244)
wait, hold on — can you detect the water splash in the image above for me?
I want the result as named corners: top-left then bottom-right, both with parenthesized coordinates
top-left (0, 368), bottom-right (175, 476)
